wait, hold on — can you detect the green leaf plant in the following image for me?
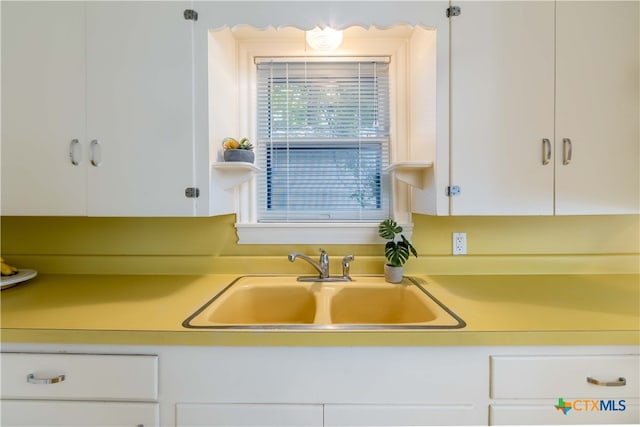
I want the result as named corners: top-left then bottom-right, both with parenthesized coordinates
top-left (378, 218), bottom-right (418, 267)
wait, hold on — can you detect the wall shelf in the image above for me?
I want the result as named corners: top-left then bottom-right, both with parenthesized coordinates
top-left (384, 161), bottom-right (434, 189)
top-left (211, 162), bottom-right (262, 190)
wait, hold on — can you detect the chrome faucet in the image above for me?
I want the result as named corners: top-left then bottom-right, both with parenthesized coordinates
top-left (288, 249), bottom-right (354, 282)
top-left (288, 248), bottom-right (330, 279)
top-left (342, 255), bottom-right (355, 281)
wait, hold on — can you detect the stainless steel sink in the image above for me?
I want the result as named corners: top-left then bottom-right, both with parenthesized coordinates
top-left (183, 275), bottom-right (465, 330)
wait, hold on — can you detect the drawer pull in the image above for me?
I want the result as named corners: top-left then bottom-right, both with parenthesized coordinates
top-left (542, 138), bottom-right (551, 165)
top-left (90, 139), bottom-right (102, 167)
top-left (587, 376), bottom-right (626, 387)
top-left (562, 137), bottom-right (573, 165)
top-left (69, 139), bottom-right (81, 166)
top-left (26, 373), bottom-right (66, 385)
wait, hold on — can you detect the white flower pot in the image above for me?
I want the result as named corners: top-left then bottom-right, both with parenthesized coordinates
top-left (384, 264), bottom-right (403, 284)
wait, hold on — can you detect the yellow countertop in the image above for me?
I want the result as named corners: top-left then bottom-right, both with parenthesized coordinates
top-left (1, 274), bottom-right (638, 347)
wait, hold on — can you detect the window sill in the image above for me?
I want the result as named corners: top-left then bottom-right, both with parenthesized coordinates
top-left (235, 222), bottom-right (413, 245)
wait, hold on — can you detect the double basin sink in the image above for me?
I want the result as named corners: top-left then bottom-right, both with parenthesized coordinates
top-left (183, 276), bottom-right (465, 330)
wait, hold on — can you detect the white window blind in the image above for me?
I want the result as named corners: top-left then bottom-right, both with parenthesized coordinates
top-left (256, 58), bottom-right (391, 222)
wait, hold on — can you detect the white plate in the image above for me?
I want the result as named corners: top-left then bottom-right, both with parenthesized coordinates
top-left (1, 269), bottom-right (38, 289)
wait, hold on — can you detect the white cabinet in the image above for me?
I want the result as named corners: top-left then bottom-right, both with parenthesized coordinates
top-left (450, 1), bottom-right (639, 215)
top-left (324, 404), bottom-right (479, 426)
top-left (553, 1), bottom-right (639, 215)
top-left (489, 354), bottom-right (640, 425)
top-left (176, 403), bottom-right (323, 426)
top-left (3, 343), bottom-right (638, 426)
top-left (1, 1), bottom-right (197, 216)
top-left (160, 346), bottom-right (488, 426)
top-left (1, 1), bottom-right (87, 216)
top-left (0, 352), bottom-right (159, 427)
top-left (1, 401), bottom-right (158, 427)
top-left (176, 403), bottom-right (479, 427)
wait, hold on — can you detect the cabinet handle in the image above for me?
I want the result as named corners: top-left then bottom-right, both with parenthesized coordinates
top-left (562, 138), bottom-right (572, 165)
top-left (587, 376), bottom-right (626, 387)
top-left (69, 139), bottom-right (81, 166)
top-left (542, 138), bottom-right (551, 165)
top-left (26, 373), bottom-right (66, 385)
top-left (90, 139), bottom-right (102, 167)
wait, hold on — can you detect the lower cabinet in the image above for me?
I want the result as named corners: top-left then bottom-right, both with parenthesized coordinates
top-left (162, 346), bottom-right (488, 426)
top-left (2, 344), bottom-right (638, 426)
top-left (0, 352), bottom-right (159, 427)
top-left (176, 403), bottom-right (479, 427)
top-left (489, 403), bottom-right (639, 426)
top-left (489, 354), bottom-right (640, 425)
top-left (176, 403), bottom-right (323, 426)
top-left (1, 401), bottom-right (159, 427)
top-left (323, 404), bottom-right (479, 426)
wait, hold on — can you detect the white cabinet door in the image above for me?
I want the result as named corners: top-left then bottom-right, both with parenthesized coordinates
top-left (554, 1), bottom-right (639, 215)
top-left (450, 1), bottom-right (555, 215)
top-left (450, 1), bottom-right (639, 216)
top-left (1, 1), bottom-right (197, 217)
top-left (490, 402), bottom-right (639, 425)
top-left (176, 403), bottom-right (323, 427)
top-left (1, 1), bottom-right (87, 216)
top-left (1, 401), bottom-right (159, 427)
top-left (85, 2), bottom-right (196, 216)
top-left (324, 404), bottom-right (480, 426)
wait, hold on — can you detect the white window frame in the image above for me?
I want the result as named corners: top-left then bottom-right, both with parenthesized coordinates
top-left (215, 26), bottom-right (436, 244)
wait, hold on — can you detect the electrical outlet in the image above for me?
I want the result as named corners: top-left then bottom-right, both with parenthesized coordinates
top-left (453, 232), bottom-right (467, 255)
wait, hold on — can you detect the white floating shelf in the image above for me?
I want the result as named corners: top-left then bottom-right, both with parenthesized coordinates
top-left (384, 161), bottom-right (434, 189)
top-left (212, 162), bottom-right (262, 190)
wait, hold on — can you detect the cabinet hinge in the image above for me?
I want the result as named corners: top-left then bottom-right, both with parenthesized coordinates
top-left (185, 187), bottom-right (200, 198)
top-left (446, 5), bottom-right (461, 17)
top-left (446, 185), bottom-right (461, 197)
top-left (183, 9), bottom-right (198, 21)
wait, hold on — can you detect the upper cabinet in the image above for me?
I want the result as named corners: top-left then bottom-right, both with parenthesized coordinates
top-left (3, 1), bottom-right (636, 218)
top-left (1, 2), bottom-right (87, 215)
top-left (1, 1), bottom-right (198, 216)
top-left (449, 1), bottom-right (639, 215)
top-left (554, 1), bottom-right (639, 215)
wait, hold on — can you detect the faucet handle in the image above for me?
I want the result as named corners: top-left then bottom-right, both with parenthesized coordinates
top-left (342, 255), bottom-right (355, 280)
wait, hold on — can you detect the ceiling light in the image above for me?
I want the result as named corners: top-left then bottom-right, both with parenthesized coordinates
top-left (306, 27), bottom-right (343, 51)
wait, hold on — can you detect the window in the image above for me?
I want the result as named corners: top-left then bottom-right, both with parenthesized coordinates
top-left (256, 59), bottom-right (391, 222)
top-left (208, 25), bottom-right (440, 243)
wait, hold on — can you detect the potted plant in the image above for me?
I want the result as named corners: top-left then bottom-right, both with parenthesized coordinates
top-left (222, 137), bottom-right (254, 163)
top-left (378, 218), bottom-right (417, 283)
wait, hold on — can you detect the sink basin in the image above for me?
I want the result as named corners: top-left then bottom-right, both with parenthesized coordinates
top-left (330, 286), bottom-right (438, 324)
top-left (191, 285), bottom-right (317, 325)
top-left (183, 276), bottom-right (465, 330)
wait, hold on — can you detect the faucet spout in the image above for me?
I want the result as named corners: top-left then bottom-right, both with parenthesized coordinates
top-left (288, 249), bottom-right (330, 279)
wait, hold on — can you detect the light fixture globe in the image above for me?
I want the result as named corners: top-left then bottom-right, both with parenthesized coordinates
top-left (306, 27), bottom-right (343, 51)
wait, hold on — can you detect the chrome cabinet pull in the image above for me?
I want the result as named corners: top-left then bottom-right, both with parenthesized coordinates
top-left (27, 373), bottom-right (65, 385)
top-left (69, 139), bottom-right (81, 166)
top-left (587, 376), bottom-right (626, 387)
top-left (90, 139), bottom-right (101, 167)
top-left (562, 138), bottom-right (572, 165)
top-left (542, 138), bottom-right (551, 165)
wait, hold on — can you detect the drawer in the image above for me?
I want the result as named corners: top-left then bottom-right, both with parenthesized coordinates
top-left (490, 402), bottom-right (640, 425)
top-left (491, 355), bottom-right (639, 399)
top-left (1, 400), bottom-right (159, 427)
top-left (1, 353), bottom-right (158, 401)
